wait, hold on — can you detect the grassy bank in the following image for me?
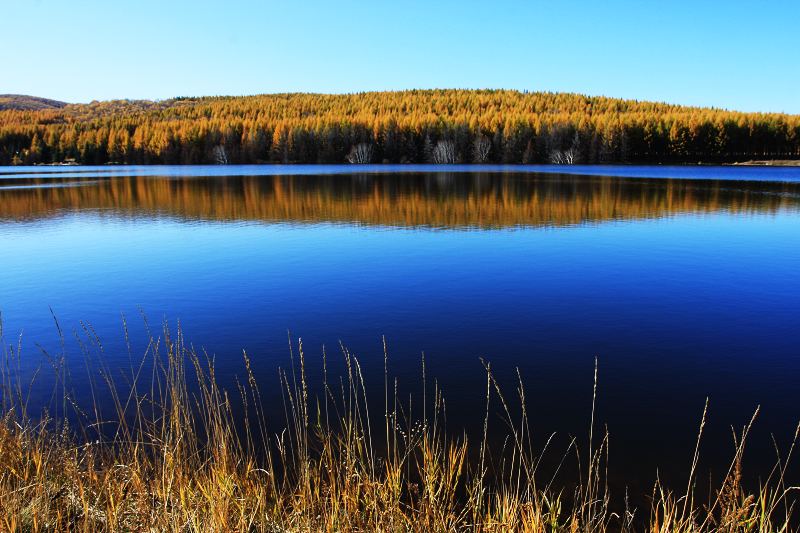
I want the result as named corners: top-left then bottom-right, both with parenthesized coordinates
top-left (1, 323), bottom-right (798, 532)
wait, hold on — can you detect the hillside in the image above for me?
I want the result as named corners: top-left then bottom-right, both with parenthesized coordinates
top-left (1, 90), bottom-right (799, 165)
top-left (0, 94), bottom-right (67, 112)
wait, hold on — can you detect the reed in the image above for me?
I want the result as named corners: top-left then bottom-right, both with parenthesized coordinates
top-left (0, 319), bottom-right (797, 532)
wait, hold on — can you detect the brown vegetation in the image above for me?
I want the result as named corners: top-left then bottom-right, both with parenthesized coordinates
top-left (1, 90), bottom-right (799, 165)
top-left (0, 95), bottom-right (67, 112)
top-left (1, 322), bottom-right (798, 532)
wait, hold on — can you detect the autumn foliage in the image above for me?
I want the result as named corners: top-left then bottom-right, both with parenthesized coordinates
top-left (1, 89), bottom-right (799, 165)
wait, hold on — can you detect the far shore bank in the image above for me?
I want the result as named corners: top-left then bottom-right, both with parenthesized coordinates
top-left (731, 159), bottom-right (800, 166)
top-left (7, 159), bottom-right (799, 168)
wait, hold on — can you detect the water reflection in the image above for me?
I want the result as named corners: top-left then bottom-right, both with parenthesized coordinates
top-left (2, 171), bottom-right (799, 227)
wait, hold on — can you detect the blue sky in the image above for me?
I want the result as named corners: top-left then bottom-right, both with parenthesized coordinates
top-left (2, 0), bottom-right (798, 113)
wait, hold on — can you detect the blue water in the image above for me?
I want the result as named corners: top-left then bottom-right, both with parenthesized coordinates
top-left (1, 165), bottom-right (800, 490)
top-left (3, 163), bottom-right (800, 182)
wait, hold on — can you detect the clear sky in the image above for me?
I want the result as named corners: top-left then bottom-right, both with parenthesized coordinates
top-left (2, 0), bottom-right (798, 113)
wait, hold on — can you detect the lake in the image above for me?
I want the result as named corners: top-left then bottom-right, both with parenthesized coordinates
top-left (2, 164), bottom-right (799, 495)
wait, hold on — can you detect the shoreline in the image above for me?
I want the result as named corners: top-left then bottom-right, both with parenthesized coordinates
top-left (730, 159), bottom-right (800, 166)
top-left (7, 159), bottom-right (798, 168)
top-left (2, 328), bottom-right (796, 532)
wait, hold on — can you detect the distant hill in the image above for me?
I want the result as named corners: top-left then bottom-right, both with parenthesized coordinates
top-left (0, 95), bottom-right (67, 111)
top-left (1, 90), bottom-right (799, 165)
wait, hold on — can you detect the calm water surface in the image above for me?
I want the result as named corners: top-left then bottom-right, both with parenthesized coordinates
top-left (2, 165), bottom-right (800, 492)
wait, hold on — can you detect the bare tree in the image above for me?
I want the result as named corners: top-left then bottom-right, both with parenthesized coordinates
top-left (432, 139), bottom-right (456, 164)
top-left (549, 147), bottom-right (578, 164)
top-left (549, 132), bottom-right (581, 165)
top-left (346, 143), bottom-right (373, 164)
top-left (473, 134), bottom-right (491, 163)
top-left (212, 145), bottom-right (229, 164)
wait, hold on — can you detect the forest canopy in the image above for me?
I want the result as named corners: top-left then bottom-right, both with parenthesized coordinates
top-left (1, 89), bottom-right (799, 165)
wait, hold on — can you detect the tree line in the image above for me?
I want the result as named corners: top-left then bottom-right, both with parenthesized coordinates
top-left (1, 89), bottom-right (798, 165)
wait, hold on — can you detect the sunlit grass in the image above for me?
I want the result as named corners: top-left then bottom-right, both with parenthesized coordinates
top-left (1, 319), bottom-right (798, 532)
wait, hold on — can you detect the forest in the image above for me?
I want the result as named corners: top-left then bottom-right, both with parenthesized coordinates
top-left (1, 89), bottom-right (799, 165)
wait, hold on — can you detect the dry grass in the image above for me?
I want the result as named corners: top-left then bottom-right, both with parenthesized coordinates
top-left (0, 320), bottom-right (798, 532)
